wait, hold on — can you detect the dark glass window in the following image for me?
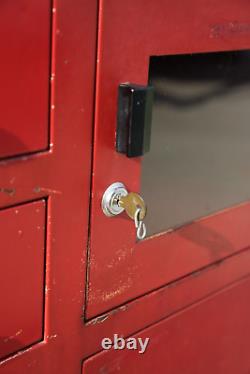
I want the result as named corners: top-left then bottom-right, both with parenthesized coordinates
top-left (142, 51), bottom-right (250, 235)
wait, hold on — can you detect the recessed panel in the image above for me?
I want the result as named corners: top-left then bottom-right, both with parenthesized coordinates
top-left (142, 50), bottom-right (250, 235)
top-left (0, 200), bottom-right (46, 360)
top-left (83, 277), bottom-right (250, 374)
top-left (0, 1), bottom-right (51, 159)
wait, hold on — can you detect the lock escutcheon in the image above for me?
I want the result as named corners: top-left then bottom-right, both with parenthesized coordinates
top-left (101, 182), bottom-right (128, 217)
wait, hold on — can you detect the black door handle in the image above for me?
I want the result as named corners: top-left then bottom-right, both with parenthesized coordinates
top-left (116, 83), bottom-right (154, 158)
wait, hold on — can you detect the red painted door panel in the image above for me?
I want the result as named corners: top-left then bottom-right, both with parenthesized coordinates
top-left (83, 276), bottom-right (250, 374)
top-left (0, 200), bottom-right (46, 360)
top-left (0, 0), bottom-right (51, 159)
top-left (0, 1), bottom-right (98, 372)
top-left (87, 0), bottom-right (250, 318)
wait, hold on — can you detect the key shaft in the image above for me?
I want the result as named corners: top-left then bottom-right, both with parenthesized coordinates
top-left (119, 192), bottom-right (146, 221)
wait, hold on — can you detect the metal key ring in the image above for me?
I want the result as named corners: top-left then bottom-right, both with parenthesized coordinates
top-left (134, 208), bottom-right (141, 228)
top-left (134, 208), bottom-right (146, 240)
top-left (137, 221), bottom-right (146, 240)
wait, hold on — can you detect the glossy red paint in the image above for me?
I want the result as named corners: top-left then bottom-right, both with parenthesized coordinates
top-left (83, 276), bottom-right (250, 374)
top-left (0, 200), bottom-right (46, 360)
top-left (87, 0), bottom-right (250, 318)
top-left (1, 1), bottom-right (250, 373)
top-left (0, 1), bottom-right (51, 159)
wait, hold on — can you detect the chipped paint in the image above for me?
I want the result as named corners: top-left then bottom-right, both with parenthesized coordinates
top-left (46, 334), bottom-right (58, 340)
top-left (86, 305), bottom-right (128, 325)
top-left (102, 278), bottom-right (133, 302)
top-left (33, 186), bottom-right (62, 195)
top-left (88, 314), bottom-right (109, 325)
top-left (88, 277), bottom-right (133, 305)
top-left (45, 286), bottom-right (51, 294)
top-left (3, 329), bottom-right (23, 343)
top-left (0, 187), bottom-right (15, 196)
top-left (210, 21), bottom-right (250, 38)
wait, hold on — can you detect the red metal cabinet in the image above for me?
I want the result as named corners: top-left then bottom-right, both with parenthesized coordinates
top-left (1, 1), bottom-right (250, 373)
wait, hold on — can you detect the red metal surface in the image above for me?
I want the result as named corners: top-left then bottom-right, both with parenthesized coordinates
top-left (0, 0), bottom-right (98, 372)
top-left (1, 1), bottom-right (250, 373)
top-left (83, 275), bottom-right (250, 374)
top-left (0, 0), bottom-right (51, 159)
top-left (0, 200), bottom-right (46, 360)
top-left (87, 0), bottom-right (250, 318)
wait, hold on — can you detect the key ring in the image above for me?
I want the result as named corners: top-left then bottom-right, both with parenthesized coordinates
top-left (134, 208), bottom-right (147, 240)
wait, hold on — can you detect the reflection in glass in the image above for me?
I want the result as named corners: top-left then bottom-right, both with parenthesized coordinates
top-left (142, 51), bottom-right (250, 236)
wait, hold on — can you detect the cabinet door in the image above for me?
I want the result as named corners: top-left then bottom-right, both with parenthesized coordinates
top-left (87, 0), bottom-right (250, 318)
top-left (83, 276), bottom-right (250, 374)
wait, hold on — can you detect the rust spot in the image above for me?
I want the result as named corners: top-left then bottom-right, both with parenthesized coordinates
top-left (0, 187), bottom-right (15, 196)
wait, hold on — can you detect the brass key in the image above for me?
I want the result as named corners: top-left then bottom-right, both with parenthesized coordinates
top-left (118, 192), bottom-right (147, 240)
top-left (118, 192), bottom-right (146, 221)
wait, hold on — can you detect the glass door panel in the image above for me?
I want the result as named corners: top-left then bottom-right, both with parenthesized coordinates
top-left (142, 51), bottom-right (250, 236)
